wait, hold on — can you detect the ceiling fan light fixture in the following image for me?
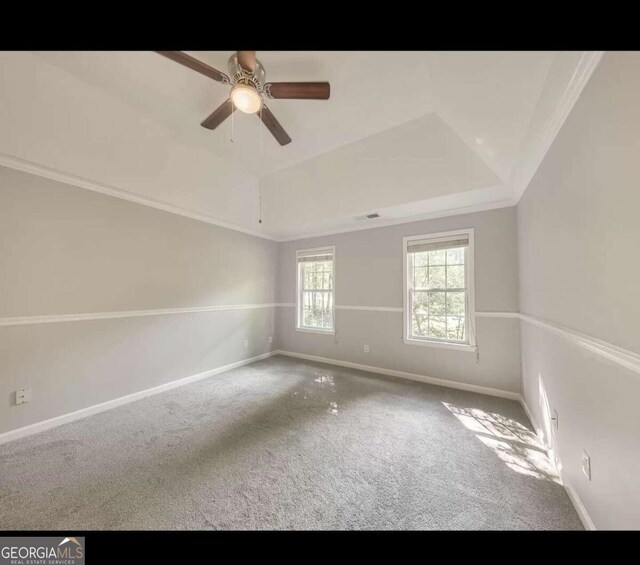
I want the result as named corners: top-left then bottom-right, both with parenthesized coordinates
top-left (158, 51), bottom-right (330, 145)
top-left (230, 84), bottom-right (262, 114)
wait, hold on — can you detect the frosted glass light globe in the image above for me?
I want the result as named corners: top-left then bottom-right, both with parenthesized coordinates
top-left (230, 85), bottom-right (262, 114)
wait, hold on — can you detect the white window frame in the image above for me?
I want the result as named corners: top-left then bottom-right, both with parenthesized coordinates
top-left (295, 245), bottom-right (336, 335)
top-left (402, 228), bottom-right (476, 352)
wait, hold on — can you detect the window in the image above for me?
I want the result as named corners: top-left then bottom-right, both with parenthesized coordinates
top-left (403, 229), bottom-right (476, 351)
top-left (296, 246), bottom-right (335, 334)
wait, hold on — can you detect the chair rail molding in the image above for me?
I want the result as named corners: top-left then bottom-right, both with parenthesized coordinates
top-left (0, 304), bottom-right (283, 327)
top-left (519, 312), bottom-right (640, 376)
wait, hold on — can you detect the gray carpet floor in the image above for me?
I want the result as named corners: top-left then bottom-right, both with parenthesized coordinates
top-left (0, 356), bottom-right (582, 530)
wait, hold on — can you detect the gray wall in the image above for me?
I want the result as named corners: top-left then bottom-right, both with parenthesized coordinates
top-left (0, 166), bottom-right (277, 435)
top-left (518, 52), bottom-right (640, 529)
top-left (4, 54), bottom-right (638, 531)
top-left (276, 207), bottom-right (521, 393)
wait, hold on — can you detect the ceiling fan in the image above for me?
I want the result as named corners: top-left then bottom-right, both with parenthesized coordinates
top-left (157, 51), bottom-right (331, 146)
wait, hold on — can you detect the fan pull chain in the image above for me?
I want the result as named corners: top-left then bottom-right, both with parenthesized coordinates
top-left (230, 104), bottom-right (234, 143)
top-left (259, 104), bottom-right (263, 154)
top-left (258, 104), bottom-right (263, 224)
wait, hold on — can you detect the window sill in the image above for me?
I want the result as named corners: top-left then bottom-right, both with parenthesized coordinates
top-left (403, 338), bottom-right (477, 352)
top-left (296, 327), bottom-right (335, 336)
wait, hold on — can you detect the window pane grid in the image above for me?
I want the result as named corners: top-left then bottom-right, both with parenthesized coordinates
top-left (409, 245), bottom-right (467, 343)
top-left (298, 253), bottom-right (334, 331)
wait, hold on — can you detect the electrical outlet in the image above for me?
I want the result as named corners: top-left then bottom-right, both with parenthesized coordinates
top-left (552, 409), bottom-right (559, 431)
top-left (269, 336), bottom-right (273, 344)
top-left (243, 340), bottom-right (248, 349)
top-left (582, 450), bottom-right (591, 481)
top-left (15, 388), bottom-right (31, 405)
top-left (363, 344), bottom-right (370, 353)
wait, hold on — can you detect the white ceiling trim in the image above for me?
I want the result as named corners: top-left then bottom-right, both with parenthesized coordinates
top-left (0, 152), bottom-right (277, 242)
top-left (510, 51), bottom-right (605, 202)
top-left (0, 149), bottom-right (517, 243)
top-left (274, 198), bottom-right (516, 242)
top-left (0, 52), bottom-right (604, 244)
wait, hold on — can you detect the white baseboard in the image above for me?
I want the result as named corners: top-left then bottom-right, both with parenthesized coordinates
top-left (276, 349), bottom-right (598, 530)
top-left (0, 346), bottom-right (599, 531)
top-left (519, 395), bottom-right (597, 531)
top-left (561, 471), bottom-right (597, 531)
top-left (0, 350), bottom-right (276, 446)
top-left (519, 397), bottom-right (538, 433)
top-left (273, 350), bottom-right (520, 400)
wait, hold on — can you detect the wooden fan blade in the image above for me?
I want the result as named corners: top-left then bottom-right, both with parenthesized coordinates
top-left (237, 51), bottom-right (256, 72)
top-left (157, 51), bottom-right (229, 84)
top-left (259, 105), bottom-right (291, 146)
top-left (201, 99), bottom-right (235, 130)
top-left (263, 82), bottom-right (330, 100)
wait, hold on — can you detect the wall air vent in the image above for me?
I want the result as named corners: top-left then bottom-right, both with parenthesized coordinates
top-left (354, 213), bottom-right (381, 221)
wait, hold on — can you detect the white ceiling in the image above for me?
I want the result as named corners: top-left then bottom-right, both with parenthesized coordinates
top-left (0, 51), bottom-right (602, 240)
top-left (31, 50), bottom-right (442, 176)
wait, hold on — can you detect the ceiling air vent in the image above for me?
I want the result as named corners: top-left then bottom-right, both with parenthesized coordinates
top-left (354, 213), bottom-right (381, 221)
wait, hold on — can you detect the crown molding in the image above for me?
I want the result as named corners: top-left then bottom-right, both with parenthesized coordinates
top-left (0, 152), bottom-right (518, 244)
top-left (0, 152), bottom-right (278, 242)
top-left (274, 198), bottom-right (516, 243)
top-left (266, 53), bottom-right (604, 242)
top-left (0, 54), bottom-right (603, 244)
top-left (511, 51), bottom-right (605, 203)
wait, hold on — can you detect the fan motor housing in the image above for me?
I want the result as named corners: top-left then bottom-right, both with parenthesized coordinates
top-left (228, 54), bottom-right (266, 90)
